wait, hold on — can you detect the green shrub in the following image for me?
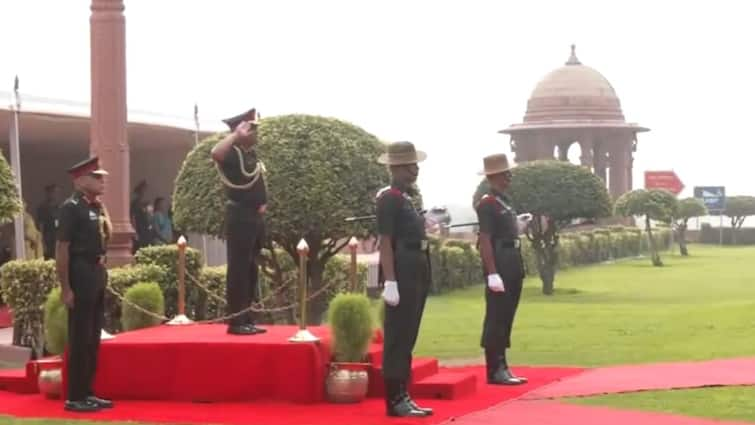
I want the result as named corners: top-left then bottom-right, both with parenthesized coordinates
top-left (122, 282), bottom-right (165, 331)
top-left (105, 264), bottom-right (166, 332)
top-left (43, 287), bottom-right (67, 355)
top-left (327, 293), bottom-right (374, 362)
top-left (134, 245), bottom-right (202, 318)
top-left (195, 265), bottom-right (226, 321)
top-left (0, 259), bottom-right (57, 353)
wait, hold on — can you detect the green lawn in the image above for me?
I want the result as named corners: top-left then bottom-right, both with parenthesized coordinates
top-left (567, 386), bottom-right (755, 422)
top-left (415, 244), bottom-right (755, 367)
top-left (2, 244), bottom-right (755, 424)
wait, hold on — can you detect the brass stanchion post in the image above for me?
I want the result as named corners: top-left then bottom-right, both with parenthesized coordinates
top-left (167, 235), bottom-right (194, 325)
top-left (348, 236), bottom-right (358, 292)
top-left (289, 238), bottom-right (319, 342)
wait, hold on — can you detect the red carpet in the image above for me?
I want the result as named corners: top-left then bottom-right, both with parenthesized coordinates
top-left (452, 399), bottom-right (755, 425)
top-left (522, 357), bottom-right (755, 400)
top-left (0, 366), bottom-right (583, 425)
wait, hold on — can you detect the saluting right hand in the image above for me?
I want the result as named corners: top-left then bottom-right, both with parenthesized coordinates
top-left (382, 281), bottom-right (400, 306)
top-left (61, 288), bottom-right (74, 309)
top-left (234, 121), bottom-right (253, 139)
top-left (487, 274), bottom-right (505, 292)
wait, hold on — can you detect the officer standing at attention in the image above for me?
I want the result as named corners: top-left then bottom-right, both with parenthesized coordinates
top-left (376, 141), bottom-right (433, 418)
top-left (211, 108), bottom-right (267, 335)
top-left (55, 157), bottom-right (114, 412)
top-left (475, 153), bottom-right (532, 385)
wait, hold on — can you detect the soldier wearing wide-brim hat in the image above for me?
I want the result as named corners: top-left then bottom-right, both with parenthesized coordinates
top-left (56, 156), bottom-right (114, 412)
top-left (474, 153), bottom-right (532, 385)
top-left (211, 108), bottom-right (267, 336)
top-left (376, 141), bottom-right (434, 417)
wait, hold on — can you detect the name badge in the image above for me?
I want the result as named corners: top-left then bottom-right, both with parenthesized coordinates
top-left (89, 211), bottom-right (98, 220)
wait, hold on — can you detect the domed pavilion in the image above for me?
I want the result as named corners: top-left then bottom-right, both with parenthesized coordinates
top-left (500, 45), bottom-right (648, 198)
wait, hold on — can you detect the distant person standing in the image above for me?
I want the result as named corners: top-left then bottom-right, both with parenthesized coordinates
top-left (151, 197), bottom-right (173, 244)
top-left (474, 153), bottom-right (532, 386)
top-left (130, 180), bottom-right (151, 253)
top-left (55, 157), bottom-right (113, 412)
top-left (36, 184), bottom-right (60, 260)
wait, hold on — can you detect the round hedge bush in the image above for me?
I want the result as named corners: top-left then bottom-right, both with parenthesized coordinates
top-left (43, 287), bottom-right (68, 355)
top-left (122, 281), bottom-right (165, 331)
top-left (327, 293), bottom-right (374, 363)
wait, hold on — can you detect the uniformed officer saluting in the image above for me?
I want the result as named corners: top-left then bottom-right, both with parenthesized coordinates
top-left (475, 153), bottom-right (532, 385)
top-left (55, 157), bottom-right (114, 412)
top-left (376, 141), bottom-right (433, 418)
top-left (211, 108), bottom-right (267, 335)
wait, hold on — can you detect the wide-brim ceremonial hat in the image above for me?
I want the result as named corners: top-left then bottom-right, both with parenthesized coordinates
top-left (378, 141), bottom-right (427, 165)
top-left (478, 153), bottom-right (513, 175)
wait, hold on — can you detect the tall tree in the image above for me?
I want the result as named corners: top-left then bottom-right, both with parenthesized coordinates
top-left (615, 189), bottom-right (679, 266)
top-left (473, 160), bottom-right (612, 295)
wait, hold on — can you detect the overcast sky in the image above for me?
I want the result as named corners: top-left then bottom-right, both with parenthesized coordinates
top-left (1, 0), bottom-right (753, 216)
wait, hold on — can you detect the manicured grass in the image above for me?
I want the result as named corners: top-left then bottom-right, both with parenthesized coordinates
top-left (566, 386), bottom-right (755, 422)
top-left (1, 245), bottom-right (754, 424)
top-left (414, 245), bottom-right (755, 366)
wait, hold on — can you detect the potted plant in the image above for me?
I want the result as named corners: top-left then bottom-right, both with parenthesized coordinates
top-left (325, 292), bottom-right (374, 403)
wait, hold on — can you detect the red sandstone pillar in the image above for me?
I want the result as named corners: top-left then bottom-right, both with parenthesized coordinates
top-left (609, 145), bottom-right (630, 198)
top-left (90, 0), bottom-right (133, 266)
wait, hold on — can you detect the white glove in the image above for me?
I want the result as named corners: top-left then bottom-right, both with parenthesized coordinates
top-left (382, 281), bottom-right (400, 306)
top-left (487, 274), bottom-right (505, 292)
top-left (517, 213), bottom-right (533, 234)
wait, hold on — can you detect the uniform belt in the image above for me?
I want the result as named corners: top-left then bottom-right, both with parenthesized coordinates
top-left (72, 253), bottom-right (107, 265)
top-left (493, 239), bottom-right (521, 249)
top-left (396, 240), bottom-right (429, 251)
top-left (226, 199), bottom-right (263, 211)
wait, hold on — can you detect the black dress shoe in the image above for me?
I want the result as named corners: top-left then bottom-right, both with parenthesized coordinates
top-left (504, 368), bottom-right (528, 383)
top-left (64, 399), bottom-right (101, 412)
top-left (407, 398), bottom-right (433, 415)
top-left (387, 398), bottom-right (428, 417)
top-left (248, 324), bottom-right (266, 334)
top-left (87, 395), bottom-right (114, 408)
top-left (487, 368), bottom-right (525, 385)
top-left (227, 324), bottom-right (255, 335)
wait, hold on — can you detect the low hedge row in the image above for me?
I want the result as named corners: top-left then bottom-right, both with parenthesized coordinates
top-left (0, 226), bottom-right (671, 354)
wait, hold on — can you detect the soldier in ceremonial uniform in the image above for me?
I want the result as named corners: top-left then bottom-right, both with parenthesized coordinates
top-left (376, 141), bottom-right (434, 418)
top-left (474, 153), bottom-right (532, 385)
top-left (55, 157), bottom-right (113, 412)
top-left (211, 108), bottom-right (267, 335)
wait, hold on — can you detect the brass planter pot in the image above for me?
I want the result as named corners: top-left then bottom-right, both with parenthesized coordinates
top-left (325, 362), bottom-right (370, 403)
top-left (38, 368), bottom-right (62, 399)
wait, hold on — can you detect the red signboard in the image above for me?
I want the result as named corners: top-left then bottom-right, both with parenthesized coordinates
top-left (644, 171), bottom-right (684, 195)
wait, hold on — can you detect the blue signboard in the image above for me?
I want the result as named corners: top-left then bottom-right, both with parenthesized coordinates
top-left (693, 186), bottom-right (726, 213)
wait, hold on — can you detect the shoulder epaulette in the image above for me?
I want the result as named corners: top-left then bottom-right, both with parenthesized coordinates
top-left (475, 193), bottom-right (498, 210)
top-left (376, 186), bottom-right (402, 200)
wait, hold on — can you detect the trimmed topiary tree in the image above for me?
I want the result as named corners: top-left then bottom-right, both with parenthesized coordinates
top-left (173, 115), bottom-right (390, 324)
top-left (43, 287), bottom-right (68, 355)
top-left (473, 160), bottom-right (612, 295)
top-left (615, 189), bottom-right (679, 267)
top-left (674, 198), bottom-right (707, 256)
top-left (723, 196), bottom-right (755, 245)
top-left (121, 282), bottom-right (165, 331)
top-left (0, 152), bottom-right (22, 225)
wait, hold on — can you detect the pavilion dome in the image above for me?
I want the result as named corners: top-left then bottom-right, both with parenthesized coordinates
top-left (523, 45), bottom-right (626, 123)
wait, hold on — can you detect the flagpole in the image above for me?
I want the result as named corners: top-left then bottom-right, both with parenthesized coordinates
top-left (9, 76), bottom-right (26, 260)
top-left (194, 103), bottom-right (209, 266)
